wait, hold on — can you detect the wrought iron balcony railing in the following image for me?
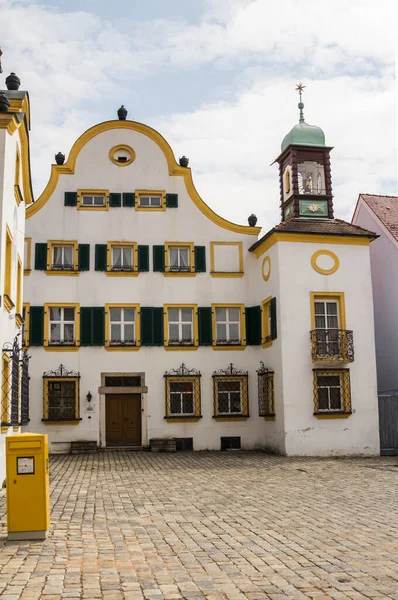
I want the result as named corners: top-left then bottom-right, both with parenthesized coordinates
top-left (310, 329), bottom-right (354, 362)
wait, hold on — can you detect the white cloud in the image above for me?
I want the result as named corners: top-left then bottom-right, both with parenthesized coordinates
top-left (0, 0), bottom-right (395, 233)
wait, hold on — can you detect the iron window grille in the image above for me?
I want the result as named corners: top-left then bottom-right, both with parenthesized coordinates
top-left (164, 363), bottom-right (201, 419)
top-left (257, 361), bottom-right (275, 417)
top-left (212, 363), bottom-right (249, 417)
top-left (313, 369), bottom-right (352, 415)
top-left (310, 329), bottom-right (354, 362)
top-left (1, 336), bottom-right (30, 426)
top-left (42, 364), bottom-right (81, 422)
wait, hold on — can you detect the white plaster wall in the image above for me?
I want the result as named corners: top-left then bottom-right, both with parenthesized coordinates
top-left (278, 240), bottom-right (379, 456)
top-left (353, 205), bottom-right (398, 392)
top-left (0, 129), bottom-right (27, 483)
top-left (25, 124), bottom-right (268, 452)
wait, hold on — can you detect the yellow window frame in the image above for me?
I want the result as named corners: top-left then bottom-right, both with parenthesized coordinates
top-left (164, 242), bottom-right (195, 277)
top-left (77, 188), bottom-right (109, 211)
top-left (1, 352), bottom-right (11, 428)
top-left (46, 240), bottom-right (79, 276)
top-left (109, 144), bottom-right (136, 167)
top-left (261, 296), bottom-right (273, 348)
top-left (43, 377), bottom-right (80, 422)
top-left (212, 374), bottom-right (249, 420)
top-left (24, 237), bottom-right (32, 275)
top-left (15, 255), bottom-right (23, 327)
top-left (164, 304), bottom-right (198, 350)
top-left (135, 189), bottom-right (166, 211)
top-left (313, 368), bottom-right (352, 418)
top-left (211, 303), bottom-right (246, 351)
top-left (164, 375), bottom-right (202, 421)
top-left (22, 303), bottom-right (30, 348)
top-left (105, 303), bottom-right (141, 351)
top-left (210, 241), bottom-right (244, 278)
top-left (44, 303), bottom-right (80, 351)
top-left (310, 292), bottom-right (346, 330)
top-left (4, 224), bottom-right (14, 312)
top-left (14, 146), bottom-right (23, 206)
top-left (106, 242), bottom-right (138, 277)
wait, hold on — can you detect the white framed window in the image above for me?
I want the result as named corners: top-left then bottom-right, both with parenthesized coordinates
top-left (111, 246), bottom-right (133, 270)
top-left (49, 307), bottom-right (76, 345)
top-left (314, 300), bottom-right (340, 357)
top-left (109, 307), bottom-right (136, 345)
top-left (169, 247), bottom-right (190, 272)
top-left (81, 194), bottom-right (106, 207)
top-left (139, 195), bottom-right (162, 208)
top-left (52, 245), bottom-right (74, 270)
top-left (215, 307), bottom-right (241, 345)
top-left (168, 307), bottom-right (193, 345)
top-left (169, 381), bottom-right (195, 415)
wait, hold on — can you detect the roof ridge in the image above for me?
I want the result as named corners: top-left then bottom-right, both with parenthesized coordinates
top-left (360, 193), bottom-right (398, 199)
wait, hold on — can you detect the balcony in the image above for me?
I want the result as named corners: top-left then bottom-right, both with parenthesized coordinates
top-left (310, 329), bottom-right (354, 362)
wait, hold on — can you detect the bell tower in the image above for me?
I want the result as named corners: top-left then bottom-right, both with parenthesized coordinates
top-left (275, 84), bottom-right (334, 222)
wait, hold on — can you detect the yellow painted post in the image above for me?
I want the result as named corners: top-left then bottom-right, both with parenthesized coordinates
top-left (6, 433), bottom-right (50, 540)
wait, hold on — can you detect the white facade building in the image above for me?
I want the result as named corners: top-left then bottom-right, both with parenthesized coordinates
top-left (0, 79), bottom-right (34, 483)
top-left (18, 96), bottom-right (381, 456)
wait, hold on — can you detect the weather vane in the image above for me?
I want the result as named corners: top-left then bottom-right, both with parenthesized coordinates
top-left (295, 82), bottom-right (306, 102)
top-left (295, 82), bottom-right (306, 123)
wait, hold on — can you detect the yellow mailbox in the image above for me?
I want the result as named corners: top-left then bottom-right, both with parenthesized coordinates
top-left (6, 433), bottom-right (50, 540)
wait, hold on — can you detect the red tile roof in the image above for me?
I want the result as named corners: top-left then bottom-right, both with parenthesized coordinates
top-left (359, 194), bottom-right (398, 242)
top-left (249, 218), bottom-right (377, 252)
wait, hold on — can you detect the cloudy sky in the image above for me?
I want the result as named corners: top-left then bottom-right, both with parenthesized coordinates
top-left (0, 0), bottom-right (396, 231)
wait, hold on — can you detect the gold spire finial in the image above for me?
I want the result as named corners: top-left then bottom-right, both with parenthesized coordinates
top-left (295, 83), bottom-right (306, 123)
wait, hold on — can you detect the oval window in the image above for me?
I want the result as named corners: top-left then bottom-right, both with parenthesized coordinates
top-left (109, 145), bottom-right (136, 166)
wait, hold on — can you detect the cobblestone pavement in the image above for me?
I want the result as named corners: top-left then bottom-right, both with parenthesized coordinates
top-left (0, 452), bottom-right (398, 600)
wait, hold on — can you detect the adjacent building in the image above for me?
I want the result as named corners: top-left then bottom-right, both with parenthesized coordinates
top-left (22, 95), bottom-right (381, 456)
top-left (0, 75), bottom-right (34, 483)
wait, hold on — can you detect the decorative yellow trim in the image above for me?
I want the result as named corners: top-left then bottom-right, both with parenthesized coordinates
top-left (164, 242), bottom-right (195, 275)
top-left (211, 272), bottom-right (244, 278)
top-left (213, 417), bottom-right (248, 422)
top-left (14, 184), bottom-right (23, 206)
top-left (264, 416), bottom-right (276, 421)
top-left (0, 112), bottom-right (21, 134)
top-left (15, 145), bottom-right (21, 186)
top-left (314, 413), bottom-right (351, 419)
top-left (42, 420), bottom-right (81, 425)
top-left (109, 144), bottom-right (136, 166)
top-left (15, 314), bottom-right (23, 328)
top-left (24, 237), bottom-right (32, 274)
top-left (26, 120), bottom-right (261, 235)
top-left (262, 256), bottom-right (271, 281)
top-left (135, 189), bottom-right (166, 211)
top-left (3, 295), bottom-right (14, 313)
top-left (253, 232), bottom-right (371, 258)
top-left (44, 303), bottom-right (80, 349)
top-left (13, 426), bottom-right (20, 431)
top-left (46, 240), bottom-right (79, 275)
top-left (165, 418), bottom-right (201, 423)
top-left (1, 427), bottom-right (9, 434)
top-left (43, 376), bottom-right (80, 420)
top-left (310, 292), bottom-right (346, 330)
top-left (210, 241), bottom-right (244, 277)
top-left (261, 296), bottom-right (273, 347)
top-left (77, 189), bottom-right (109, 211)
top-left (4, 224), bottom-right (13, 305)
top-left (9, 95), bottom-right (31, 130)
top-left (106, 242), bottom-right (138, 276)
top-left (45, 270), bottom-right (80, 277)
top-left (23, 303), bottom-right (30, 348)
top-left (164, 304), bottom-right (198, 349)
top-left (1, 353), bottom-right (11, 424)
top-left (105, 303), bottom-right (141, 350)
top-left (311, 249), bottom-right (340, 275)
top-left (285, 168), bottom-right (291, 194)
top-left (211, 303), bottom-right (246, 350)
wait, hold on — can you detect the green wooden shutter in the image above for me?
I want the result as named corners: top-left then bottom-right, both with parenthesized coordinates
top-left (78, 244), bottom-right (90, 271)
top-left (165, 193), bottom-right (178, 208)
top-left (123, 193), bottom-right (135, 207)
top-left (138, 245), bottom-right (149, 272)
top-left (140, 307), bottom-right (164, 346)
top-left (245, 306), bottom-right (261, 345)
top-left (64, 192), bottom-right (77, 206)
top-left (29, 306), bottom-right (44, 346)
top-left (34, 243), bottom-right (47, 270)
top-left (198, 307), bottom-right (212, 346)
top-left (95, 244), bottom-right (107, 271)
top-left (194, 246), bottom-right (206, 272)
top-left (109, 193), bottom-right (121, 207)
top-left (153, 245), bottom-right (165, 272)
top-left (92, 307), bottom-right (105, 346)
top-left (270, 297), bottom-right (277, 340)
top-left (80, 308), bottom-right (93, 346)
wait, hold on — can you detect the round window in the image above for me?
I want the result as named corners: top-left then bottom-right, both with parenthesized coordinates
top-left (109, 145), bottom-right (136, 166)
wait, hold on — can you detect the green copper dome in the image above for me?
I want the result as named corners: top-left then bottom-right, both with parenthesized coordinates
top-left (281, 99), bottom-right (326, 152)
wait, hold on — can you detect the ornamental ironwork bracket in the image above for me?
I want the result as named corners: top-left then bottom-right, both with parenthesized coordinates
top-left (43, 363), bottom-right (80, 378)
top-left (256, 361), bottom-right (274, 376)
top-left (212, 363), bottom-right (248, 377)
top-left (164, 363), bottom-right (201, 377)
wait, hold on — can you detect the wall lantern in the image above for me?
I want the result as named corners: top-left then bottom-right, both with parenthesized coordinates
top-left (86, 391), bottom-right (92, 403)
